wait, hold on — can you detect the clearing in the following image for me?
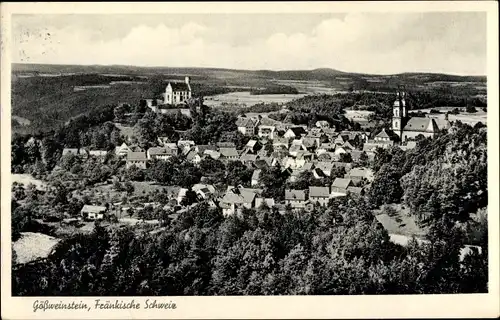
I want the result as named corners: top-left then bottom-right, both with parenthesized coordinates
top-left (13, 232), bottom-right (61, 264)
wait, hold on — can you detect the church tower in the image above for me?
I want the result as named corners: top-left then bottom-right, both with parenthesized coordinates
top-left (392, 86), bottom-right (408, 140)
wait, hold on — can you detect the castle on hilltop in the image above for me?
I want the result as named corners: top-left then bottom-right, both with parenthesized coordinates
top-left (164, 76), bottom-right (192, 105)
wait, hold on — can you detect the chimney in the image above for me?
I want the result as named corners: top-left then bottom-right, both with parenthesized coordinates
top-left (185, 76), bottom-right (190, 85)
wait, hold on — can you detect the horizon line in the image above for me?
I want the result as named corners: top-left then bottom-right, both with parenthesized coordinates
top-left (11, 62), bottom-right (487, 78)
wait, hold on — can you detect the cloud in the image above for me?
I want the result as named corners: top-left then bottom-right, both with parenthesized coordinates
top-left (12, 13), bottom-right (486, 75)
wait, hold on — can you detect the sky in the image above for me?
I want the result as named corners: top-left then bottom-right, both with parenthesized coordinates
top-left (11, 12), bottom-right (487, 75)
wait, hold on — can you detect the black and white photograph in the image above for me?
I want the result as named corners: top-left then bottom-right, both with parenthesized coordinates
top-left (1, 1), bottom-right (499, 319)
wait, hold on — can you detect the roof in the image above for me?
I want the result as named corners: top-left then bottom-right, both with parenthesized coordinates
top-left (219, 147), bottom-right (239, 157)
top-left (331, 178), bottom-right (353, 189)
top-left (273, 137), bottom-right (289, 146)
top-left (285, 189), bottom-right (307, 201)
top-left (222, 188), bottom-right (257, 204)
top-left (346, 186), bottom-right (363, 194)
top-left (246, 140), bottom-right (258, 148)
top-left (376, 128), bottom-right (392, 139)
top-left (236, 117), bottom-right (259, 127)
top-left (259, 117), bottom-right (278, 127)
top-left (148, 147), bottom-right (168, 156)
top-left (319, 142), bottom-right (337, 150)
top-left (255, 197), bottom-right (275, 208)
top-left (251, 169), bottom-right (261, 181)
top-left (302, 162), bottom-right (314, 171)
top-left (185, 150), bottom-right (201, 160)
top-left (350, 150), bottom-right (364, 161)
top-left (288, 126), bottom-right (307, 136)
top-left (403, 118), bottom-right (439, 133)
top-left (204, 150), bottom-right (221, 160)
top-left (178, 140), bottom-right (195, 146)
top-left (315, 161), bottom-right (334, 173)
top-left (316, 120), bottom-right (330, 127)
top-left (289, 145), bottom-right (303, 153)
top-left (168, 82), bottom-right (191, 92)
top-left (127, 151), bottom-right (147, 161)
top-left (309, 186), bottom-right (330, 198)
top-left (217, 142), bottom-right (236, 148)
top-left (318, 152), bottom-right (335, 161)
top-left (347, 167), bottom-right (374, 179)
top-left (89, 150), bottom-right (107, 156)
top-left (196, 145), bottom-right (217, 153)
top-left (81, 205), bottom-right (107, 213)
top-left (62, 148), bottom-right (79, 155)
top-left (193, 184), bottom-right (216, 194)
top-left (302, 137), bottom-right (317, 148)
top-left (240, 154), bottom-right (257, 162)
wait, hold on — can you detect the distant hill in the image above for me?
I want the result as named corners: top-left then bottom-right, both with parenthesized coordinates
top-left (10, 63), bottom-right (486, 135)
top-left (12, 63), bottom-right (486, 82)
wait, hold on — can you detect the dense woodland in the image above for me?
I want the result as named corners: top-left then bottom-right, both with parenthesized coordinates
top-left (11, 82), bottom-right (488, 295)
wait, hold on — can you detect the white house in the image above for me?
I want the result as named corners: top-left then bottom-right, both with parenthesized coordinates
top-left (164, 76), bottom-right (192, 105)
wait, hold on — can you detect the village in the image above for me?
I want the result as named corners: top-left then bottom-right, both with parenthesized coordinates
top-left (53, 78), bottom-right (454, 226)
top-left (8, 10), bottom-right (491, 299)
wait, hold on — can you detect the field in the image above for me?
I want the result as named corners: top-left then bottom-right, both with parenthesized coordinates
top-left (204, 91), bottom-right (307, 108)
top-left (13, 232), bottom-right (60, 264)
top-left (12, 174), bottom-right (47, 191)
top-left (415, 107), bottom-right (487, 125)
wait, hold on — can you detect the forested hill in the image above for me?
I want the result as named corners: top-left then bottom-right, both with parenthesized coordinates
top-left (13, 63), bottom-right (486, 82)
top-left (12, 121), bottom-right (488, 295)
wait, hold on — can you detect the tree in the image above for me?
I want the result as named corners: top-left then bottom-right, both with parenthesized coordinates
top-left (124, 181), bottom-right (135, 196)
top-left (180, 189), bottom-right (198, 206)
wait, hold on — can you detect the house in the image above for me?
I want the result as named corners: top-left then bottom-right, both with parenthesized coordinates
top-left (81, 205), bottom-right (107, 221)
top-left (308, 186), bottom-right (330, 207)
top-left (147, 147), bottom-right (175, 161)
top-left (374, 128), bottom-right (394, 143)
top-left (62, 148), bottom-right (85, 158)
top-left (219, 147), bottom-right (239, 162)
top-left (204, 150), bottom-right (221, 160)
top-left (302, 137), bottom-right (318, 151)
top-left (236, 117), bottom-right (260, 136)
top-left (245, 139), bottom-right (262, 153)
top-left (126, 152), bottom-right (148, 169)
top-left (399, 141), bottom-right (417, 151)
top-left (284, 126), bottom-right (307, 139)
top-left (89, 150), bottom-right (108, 161)
top-left (289, 143), bottom-right (308, 157)
top-left (217, 141), bottom-right (236, 148)
top-left (195, 145), bottom-right (217, 154)
top-left (273, 137), bottom-right (289, 150)
top-left (164, 76), bottom-right (192, 105)
top-left (220, 187), bottom-right (259, 216)
top-left (314, 161), bottom-right (335, 177)
top-left (176, 188), bottom-right (189, 205)
top-left (240, 153), bottom-right (258, 166)
top-left (257, 117), bottom-right (278, 140)
top-left (251, 169), bottom-right (261, 186)
top-left (345, 167), bottom-right (375, 183)
top-left (316, 120), bottom-right (330, 128)
top-left (177, 140), bottom-right (195, 152)
top-left (334, 134), bottom-right (349, 145)
top-left (255, 197), bottom-right (275, 209)
top-left (350, 150), bottom-right (365, 163)
top-left (192, 184), bottom-right (216, 200)
top-left (185, 149), bottom-right (202, 164)
top-left (285, 189), bottom-right (307, 209)
top-left (331, 178), bottom-right (353, 196)
top-left (346, 186), bottom-right (364, 196)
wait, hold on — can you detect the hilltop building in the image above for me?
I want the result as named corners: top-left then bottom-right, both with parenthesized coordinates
top-left (164, 76), bottom-right (192, 105)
